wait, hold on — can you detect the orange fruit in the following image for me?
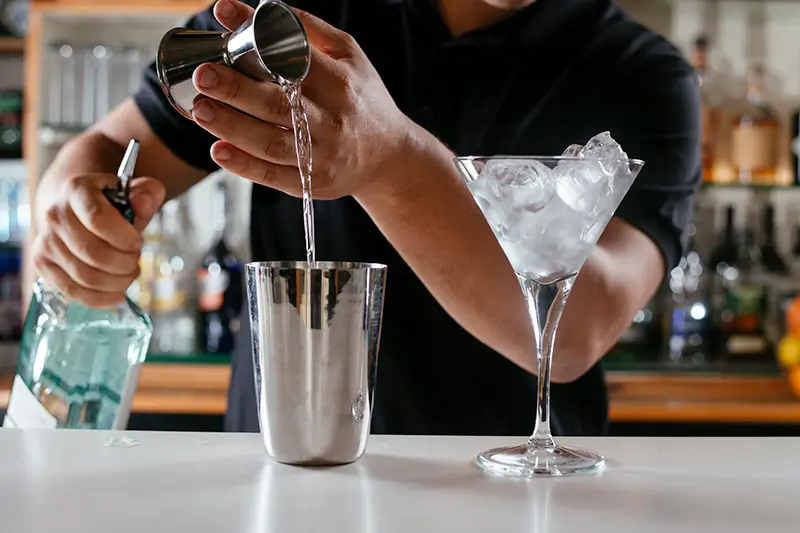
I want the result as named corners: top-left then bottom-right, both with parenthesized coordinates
top-left (787, 297), bottom-right (800, 337)
top-left (777, 336), bottom-right (800, 368)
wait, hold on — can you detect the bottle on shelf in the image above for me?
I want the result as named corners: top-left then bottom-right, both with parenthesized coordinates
top-left (0, 90), bottom-right (23, 159)
top-left (0, 178), bottom-right (22, 344)
top-left (791, 227), bottom-right (800, 274)
top-left (731, 64), bottom-right (780, 186)
top-left (609, 289), bottom-right (663, 363)
top-left (150, 199), bottom-right (196, 355)
top-left (759, 204), bottom-right (788, 275)
top-left (665, 225), bottom-right (710, 365)
top-left (3, 140), bottom-right (152, 430)
top-left (691, 35), bottom-right (720, 184)
top-left (197, 180), bottom-right (243, 355)
top-left (791, 106), bottom-right (800, 186)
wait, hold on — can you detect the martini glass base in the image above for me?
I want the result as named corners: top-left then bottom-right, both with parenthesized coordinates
top-left (476, 443), bottom-right (605, 478)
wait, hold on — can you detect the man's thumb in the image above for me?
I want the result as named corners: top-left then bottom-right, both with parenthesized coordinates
top-left (294, 8), bottom-right (355, 58)
top-left (127, 177), bottom-right (166, 232)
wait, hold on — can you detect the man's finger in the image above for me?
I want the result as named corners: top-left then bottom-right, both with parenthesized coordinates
top-left (210, 141), bottom-right (300, 193)
top-left (193, 64), bottom-right (298, 129)
top-left (65, 178), bottom-right (143, 253)
top-left (213, 0), bottom-right (253, 32)
top-left (293, 8), bottom-right (358, 59)
top-left (46, 233), bottom-right (139, 293)
top-left (52, 209), bottom-right (141, 276)
top-left (127, 177), bottom-right (166, 233)
top-left (192, 97), bottom-right (300, 167)
top-left (35, 257), bottom-right (126, 309)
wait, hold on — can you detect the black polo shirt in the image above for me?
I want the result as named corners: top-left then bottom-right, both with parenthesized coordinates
top-left (134, 0), bottom-right (700, 436)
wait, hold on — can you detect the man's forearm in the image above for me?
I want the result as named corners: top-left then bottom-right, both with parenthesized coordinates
top-left (355, 124), bottom-right (663, 381)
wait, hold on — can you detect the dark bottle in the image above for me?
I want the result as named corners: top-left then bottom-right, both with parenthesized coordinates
top-left (197, 181), bottom-right (243, 354)
top-left (714, 220), bottom-right (769, 361)
top-left (708, 205), bottom-right (739, 355)
top-left (759, 204), bottom-right (788, 274)
top-left (790, 226), bottom-right (800, 274)
top-left (665, 227), bottom-right (710, 366)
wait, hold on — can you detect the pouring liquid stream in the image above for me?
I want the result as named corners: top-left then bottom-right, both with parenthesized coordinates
top-left (282, 81), bottom-right (316, 266)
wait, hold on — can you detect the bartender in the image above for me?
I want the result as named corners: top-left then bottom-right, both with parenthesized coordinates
top-left (30, 0), bottom-right (699, 436)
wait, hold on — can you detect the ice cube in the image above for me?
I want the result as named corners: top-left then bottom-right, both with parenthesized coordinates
top-left (467, 177), bottom-right (510, 237)
top-left (561, 144), bottom-right (584, 158)
top-left (581, 217), bottom-right (607, 244)
top-left (481, 159), bottom-right (555, 213)
top-left (581, 131), bottom-right (629, 176)
top-left (554, 160), bottom-right (613, 216)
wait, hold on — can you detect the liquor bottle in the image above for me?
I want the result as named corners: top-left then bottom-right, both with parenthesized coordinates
top-left (198, 180), bottom-right (243, 354)
top-left (128, 215), bottom-right (161, 313)
top-left (759, 204), bottom-right (788, 275)
top-left (0, 90), bottom-right (22, 159)
top-left (691, 35), bottom-right (720, 183)
top-left (731, 64), bottom-right (779, 185)
top-left (150, 200), bottom-right (196, 355)
top-left (3, 140), bottom-right (153, 430)
top-left (791, 227), bottom-right (800, 274)
top-left (611, 290), bottom-right (662, 362)
top-left (714, 220), bottom-right (770, 361)
top-left (665, 227), bottom-right (710, 365)
top-left (709, 205), bottom-right (739, 357)
top-left (791, 108), bottom-right (800, 185)
top-left (0, 179), bottom-right (22, 342)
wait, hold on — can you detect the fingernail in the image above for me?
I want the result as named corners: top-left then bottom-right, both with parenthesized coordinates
top-left (193, 101), bottom-right (215, 123)
top-left (215, 146), bottom-right (232, 161)
top-left (196, 66), bottom-right (218, 89)
top-left (216, 0), bottom-right (237, 18)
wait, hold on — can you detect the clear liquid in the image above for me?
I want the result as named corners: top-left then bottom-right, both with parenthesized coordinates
top-left (11, 283), bottom-right (151, 430)
top-left (282, 81), bottom-right (316, 265)
top-left (27, 320), bottom-right (149, 429)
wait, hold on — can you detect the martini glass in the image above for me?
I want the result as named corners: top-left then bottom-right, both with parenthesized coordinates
top-left (455, 152), bottom-right (644, 477)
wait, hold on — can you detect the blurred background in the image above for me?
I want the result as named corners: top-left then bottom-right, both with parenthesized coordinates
top-left (2, 0), bottom-right (800, 436)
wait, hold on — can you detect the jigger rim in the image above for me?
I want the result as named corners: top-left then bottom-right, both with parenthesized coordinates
top-left (251, 0), bottom-right (311, 84)
top-left (156, 27), bottom-right (198, 121)
top-left (246, 261), bottom-right (388, 272)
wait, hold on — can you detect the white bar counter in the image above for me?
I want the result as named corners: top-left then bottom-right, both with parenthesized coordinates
top-left (1, 431), bottom-right (798, 532)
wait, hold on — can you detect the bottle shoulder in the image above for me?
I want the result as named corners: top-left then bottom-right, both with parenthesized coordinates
top-left (31, 280), bottom-right (152, 331)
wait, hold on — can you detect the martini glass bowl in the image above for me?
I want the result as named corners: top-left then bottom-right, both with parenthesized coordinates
top-left (455, 154), bottom-right (644, 477)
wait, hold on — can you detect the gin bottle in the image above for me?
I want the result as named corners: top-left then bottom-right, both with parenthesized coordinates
top-left (3, 140), bottom-right (153, 430)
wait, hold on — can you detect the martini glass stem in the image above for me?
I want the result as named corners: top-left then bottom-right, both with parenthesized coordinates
top-left (520, 275), bottom-right (575, 449)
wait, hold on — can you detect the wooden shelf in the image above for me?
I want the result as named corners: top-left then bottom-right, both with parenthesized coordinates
top-left (2, 366), bottom-right (800, 424)
top-left (0, 37), bottom-right (24, 54)
top-left (607, 372), bottom-right (800, 424)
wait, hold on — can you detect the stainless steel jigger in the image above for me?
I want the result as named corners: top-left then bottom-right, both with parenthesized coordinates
top-left (156, 0), bottom-right (310, 120)
top-left (246, 261), bottom-right (387, 466)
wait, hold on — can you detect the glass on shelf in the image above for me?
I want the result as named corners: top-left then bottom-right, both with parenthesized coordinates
top-left (455, 134), bottom-right (643, 477)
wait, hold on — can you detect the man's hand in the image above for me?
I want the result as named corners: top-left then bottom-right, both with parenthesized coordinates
top-left (31, 173), bottom-right (165, 308)
top-left (191, 0), bottom-right (412, 200)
